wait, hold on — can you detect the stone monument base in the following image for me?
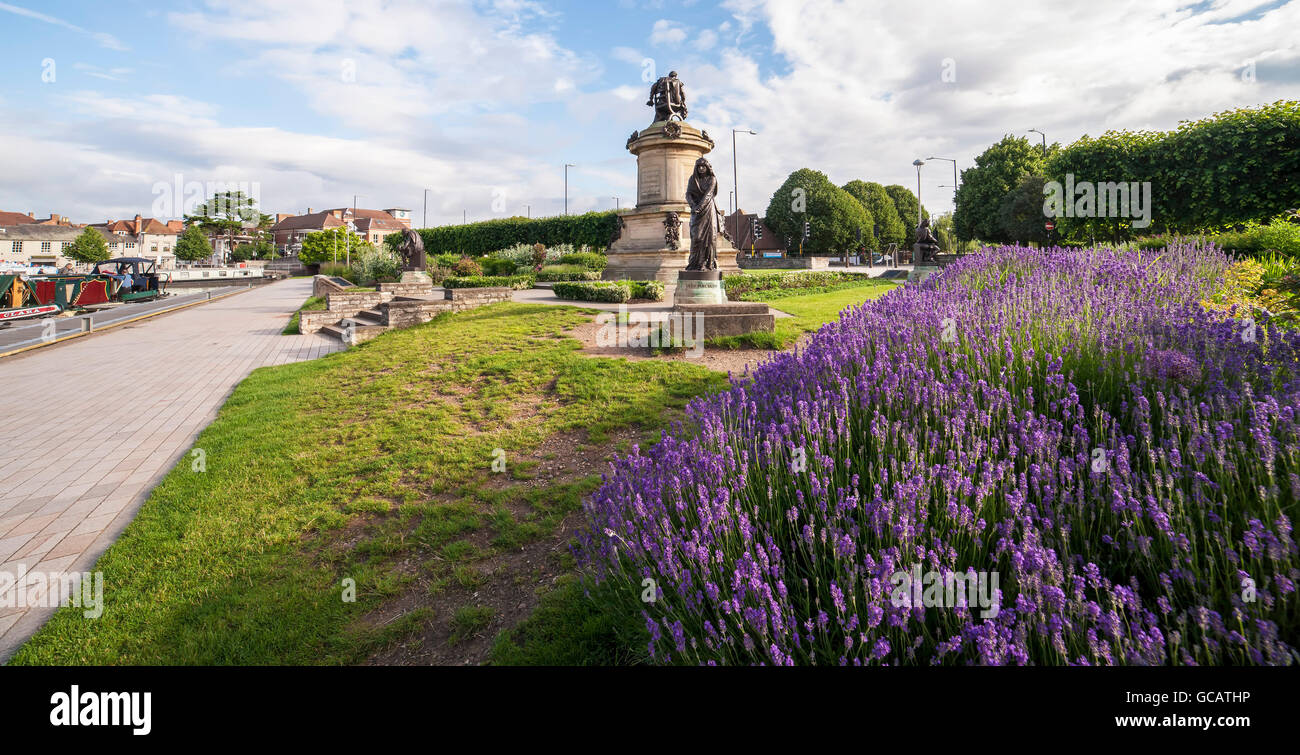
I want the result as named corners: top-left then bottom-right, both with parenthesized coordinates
top-left (400, 270), bottom-right (431, 283)
top-left (673, 301), bottom-right (774, 339)
top-left (907, 265), bottom-right (943, 284)
top-left (674, 269), bottom-right (727, 306)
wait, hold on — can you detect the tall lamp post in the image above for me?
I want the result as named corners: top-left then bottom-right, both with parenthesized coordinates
top-left (613, 197), bottom-right (620, 211)
top-left (564, 163), bottom-right (575, 215)
top-left (349, 194), bottom-right (364, 266)
top-left (732, 128), bottom-right (757, 214)
top-left (423, 188), bottom-right (430, 228)
top-left (912, 160), bottom-right (925, 265)
top-left (1027, 128), bottom-right (1047, 157)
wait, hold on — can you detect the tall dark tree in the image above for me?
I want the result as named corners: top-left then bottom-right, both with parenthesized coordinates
top-left (884, 184), bottom-right (929, 239)
top-left (953, 135), bottom-right (1051, 242)
top-left (842, 180), bottom-right (903, 251)
top-left (763, 169), bottom-right (872, 256)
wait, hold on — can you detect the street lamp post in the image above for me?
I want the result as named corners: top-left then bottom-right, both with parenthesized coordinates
top-left (1027, 129), bottom-right (1047, 157)
top-left (564, 163), bottom-right (575, 216)
top-left (423, 189), bottom-right (430, 228)
top-left (732, 129), bottom-right (757, 214)
top-left (614, 197), bottom-right (620, 211)
top-left (912, 160), bottom-right (925, 265)
top-left (349, 194), bottom-right (364, 266)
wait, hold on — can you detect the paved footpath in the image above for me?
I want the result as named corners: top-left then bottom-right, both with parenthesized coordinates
top-left (0, 277), bottom-right (341, 660)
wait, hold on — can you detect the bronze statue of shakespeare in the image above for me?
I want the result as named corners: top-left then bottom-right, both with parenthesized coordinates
top-left (685, 157), bottom-right (720, 270)
top-left (397, 226), bottom-right (426, 271)
top-left (647, 71), bottom-right (687, 123)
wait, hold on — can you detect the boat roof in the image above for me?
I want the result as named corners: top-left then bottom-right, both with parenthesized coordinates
top-left (99, 257), bottom-right (154, 263)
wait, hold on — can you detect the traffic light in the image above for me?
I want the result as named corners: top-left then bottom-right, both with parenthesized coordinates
top-left (803, 221), bottom-right (811, 239)
top-left (752, 217), bottom-right (762, 240)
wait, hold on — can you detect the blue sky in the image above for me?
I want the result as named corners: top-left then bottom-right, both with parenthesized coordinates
top-left (1, 0), bottom-right (1297, 226)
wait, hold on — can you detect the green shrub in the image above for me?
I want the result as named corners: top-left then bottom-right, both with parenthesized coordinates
top-left (418, 212), bottom-right (620, 258)
top-left (350, 246), bottom-right (400, 285)
top-left (557, 251), bottom-right (608, 270)
top-left (626, 280), bottom-right (665, 301)
top-left (551, 281), bottom-right (631, 303)
top-left (433, 252), bottom-right (461, 268)
top-left (480, 257), bottom-right (517, 276)
top-left (452, 257), bottom-right (483, 276)
top-left (722, 270), bottom-right (877, 298)
top-left (536, 265), bottom-right (603, 282)
top-left (443, 274), bottom-right (534, 290)
top-left (550, 279), bottom-right (663, 302)
top-left (1210, 218), bottom-right (1300, 257)
top-left (318, 262), bottom-right (356, 283)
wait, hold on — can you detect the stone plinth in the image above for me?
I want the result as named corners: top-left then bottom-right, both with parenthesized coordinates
top-left (907, 265), bottom-right (943, 284)
top-left (674, 269), bottom-right (727, 306)
top-left (605, 120), bottom-right (741, 282)
top-left (737, 255), bottom-right (831, 270)
top-left (673, 301), bottom-right (774, 339)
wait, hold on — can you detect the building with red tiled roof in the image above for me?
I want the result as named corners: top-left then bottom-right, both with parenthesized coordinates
top-left (0, 210), bottom-right (72, 226)
top-left (90, 214), bottom-right (181, 268)
top-left (271, 207), bottom-right (407, 252)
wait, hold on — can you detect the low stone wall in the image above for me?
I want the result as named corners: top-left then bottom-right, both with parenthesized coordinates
top-left (446, 287), bottom-right (512, 310)
top-left (384, 297), bottom-right (453, 328)
top-left (379, 281), bottom-right (436, 297)
top-left (298, 309), bottom-right (340, 334)
top-left (312, 274), bottom-right (353, 298)
top-left (736, 255), bottom-right (831, 270)
top-left (326, 290), bottom-right (390, 313)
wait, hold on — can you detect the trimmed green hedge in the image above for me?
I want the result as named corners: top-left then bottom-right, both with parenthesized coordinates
top-left (536, 269), bottom-right (604, 282)
top-left (557, 251), bottom-right (608, 270)
top-left (722, 270), bottom-right (878, 298)
top-left (418, 212), bottom-right (621, 257)
top-left (551, 279), bottom-right (665, 303)
top-left (443, 274), bottom-right (535, 290)
top-left (552, 281), bottom-right (630, 303)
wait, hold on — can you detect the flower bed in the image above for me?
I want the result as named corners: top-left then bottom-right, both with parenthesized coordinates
top-left (578, 243), bottom-right (1300, 665)
top-left (443, 274), bottom-right (534, 290)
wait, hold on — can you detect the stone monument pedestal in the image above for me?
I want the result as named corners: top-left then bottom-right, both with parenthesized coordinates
top-left (400, 270), bottom-right (431, 284)
top-left (907, 265), bottom-right (943, 284)
top-left (671, 269), bottom-right (774, 338)
top-left (605, 120), bottom-right (741, 282)
top-left (674, 269), bottom-right (727, 305)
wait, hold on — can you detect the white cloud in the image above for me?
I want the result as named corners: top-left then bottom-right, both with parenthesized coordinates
top-left (0, 2), bottom-right (128, 50)
top-left (696, 29), bottom-right (718, 50)
top-left (650, 19), bottom-right (689, 46)
top-left (697, 0), bottom-right (1300, 215)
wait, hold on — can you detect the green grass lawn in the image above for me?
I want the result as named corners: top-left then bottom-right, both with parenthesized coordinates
top-left (12, 282), bottom-right (898, 666)
top-left (280, 295), bottom-right (326, 335)
top-left (708, 280), bottom-right (897, 349)
top-left (10, 302), bottom-right (726, 665)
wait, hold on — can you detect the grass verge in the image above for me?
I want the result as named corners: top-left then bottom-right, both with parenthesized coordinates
top-left (10, 302), bottom-right (725, 665)
top-left (281, 295), bottom-right (326, 335)
top-left (708, 280), bottom-right (897, 350)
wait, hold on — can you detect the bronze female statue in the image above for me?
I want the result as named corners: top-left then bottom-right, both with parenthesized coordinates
top-left (685, 157), bottom-right (719, 270)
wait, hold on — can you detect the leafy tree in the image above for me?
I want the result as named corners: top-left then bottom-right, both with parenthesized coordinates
top-left (997, 175), bottom-right (1052, 245)
top-left (174, 225), bottom-right (212, 262)
top-left (884, 184), bottom-right (930, 239)
top-left (931, 212), bottom-right (959, 252)
top-left (298, 227), bottom-right (367, 265)
top-left (842, 180), bottom-right (904, 251)
top-left (65, 227), bottom-right (111, 264)
top-left (1045, 100), bottom-right (1300, 237)
top-left (953, 135), bottom-right (1050, 242)
top-left (185, 190), bottom-right (270, 258)
top-left (763, 169), bottom-right (873, 256)
top-left (232, 239), bottom-right (274, 262)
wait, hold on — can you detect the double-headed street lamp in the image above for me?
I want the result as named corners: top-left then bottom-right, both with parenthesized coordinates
top-left (732, 128), bottom-right (757, 215)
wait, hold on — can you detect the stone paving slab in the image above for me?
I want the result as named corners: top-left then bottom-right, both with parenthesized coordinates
top-left (0, 277), bottom-right (341, 661)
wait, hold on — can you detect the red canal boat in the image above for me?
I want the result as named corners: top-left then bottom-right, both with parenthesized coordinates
top-left (0, 257), bottom-right (169, 323)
